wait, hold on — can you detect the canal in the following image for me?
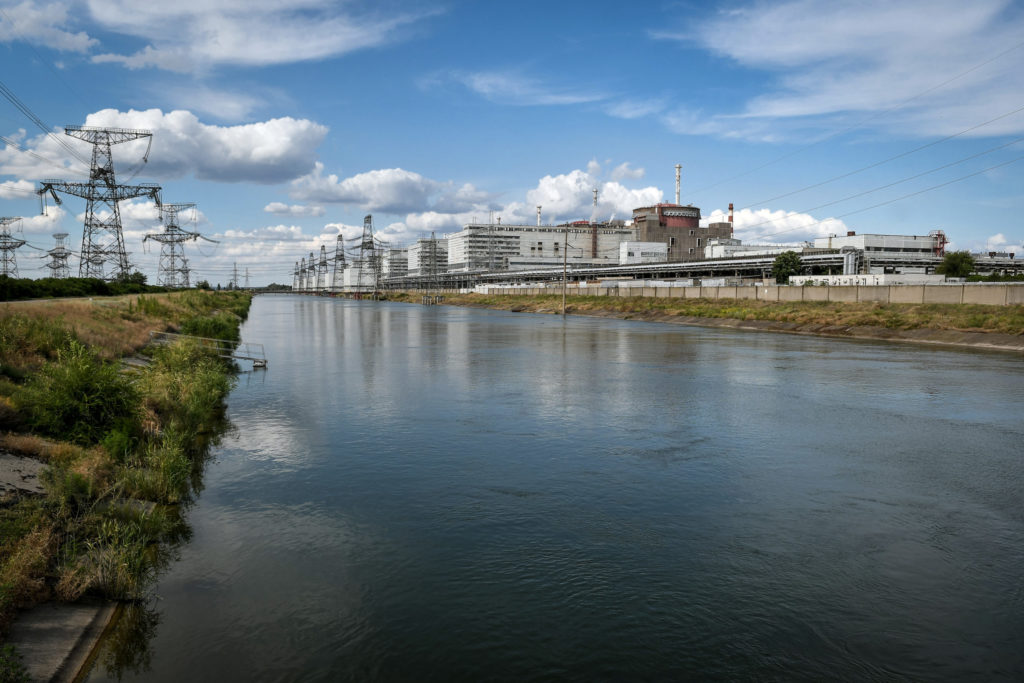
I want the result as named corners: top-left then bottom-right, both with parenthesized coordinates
top-left (90, 295), bottom-right (1024, 681)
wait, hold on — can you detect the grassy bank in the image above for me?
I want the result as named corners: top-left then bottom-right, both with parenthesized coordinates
top-left (0, 290), bottom-right (251, 653)
top-left (387, 292), bottom-right (1024, 336)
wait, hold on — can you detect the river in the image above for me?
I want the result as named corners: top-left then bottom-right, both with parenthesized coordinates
top-left (89, 295), bottom-right (1024, 681)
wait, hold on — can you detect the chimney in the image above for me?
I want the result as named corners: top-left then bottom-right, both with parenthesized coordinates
top-left (536, 205), bottom-right (542, 227)
top-left (674, 164), bottom-right (681, 204)
top-left (728, 203), bottom-right (734, 223)
top-left (847, 231), bottom-right (856, 236)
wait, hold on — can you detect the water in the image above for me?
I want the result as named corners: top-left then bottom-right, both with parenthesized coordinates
top-left (90, 295), bottom-right (1024, 681)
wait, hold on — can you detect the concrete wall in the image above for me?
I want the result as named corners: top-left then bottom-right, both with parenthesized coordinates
top-left (487, 284), bottom-right (1023, 306)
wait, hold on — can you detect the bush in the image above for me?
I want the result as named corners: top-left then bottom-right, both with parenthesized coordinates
top-left (16, 341), bottom-right (139, 445)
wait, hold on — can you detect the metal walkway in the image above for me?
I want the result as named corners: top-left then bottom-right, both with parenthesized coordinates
top-left (149, 331), bottom-right (267, 368)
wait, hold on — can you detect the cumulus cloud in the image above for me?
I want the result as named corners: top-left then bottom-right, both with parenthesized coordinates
top-left (610, 162), bottom-right (645, 181)
top-left (980, 232), bottom-right (1024, 256)
top-left (290, 164), bottom-right (440, 214)
top-left (81, 1), bottom-right (441, 73)
top-left (0, 1), bottom-right (97, 52)
top-left (703, 207), bottom-right (848, 243)
top-left (264, 202), bottom-right (326, 217)
top-left (654, 0), bottom-right (1024, 139)
top-left (0, 178), bottom-right (35, 199)
top-left (526, 169), bottom-right (662, 223)
top-left (2, 109), bottom-right (328, 183)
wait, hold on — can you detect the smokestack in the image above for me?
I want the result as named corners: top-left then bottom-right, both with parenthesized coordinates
top-left (728, 203), bottom-right (733, 223)
top-left (675, 164), bottom-right (681, 204)
top-left (536, 205), bottom-right (542, 227)
top-left (593, 188), bottom-right (598, 206)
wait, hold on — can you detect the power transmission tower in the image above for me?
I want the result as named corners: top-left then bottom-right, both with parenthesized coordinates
top-left (298, 257), bottom-right (307, 291)
top-left (293, 261), bottom-right (300, 291)
top-left (315, 245), bottom-right (328, 292)
top-left (331, 234), bottom-right (347, 291)
top-left (244, 267), bottom-right (250, 289)
top-left (350, 214), bottom-right (385, 296)
top-left (306, 251), bottom-right (316, 292)
top-left (44, 232), bottom-right (72, 278)
top-left (231, 262), bottom-right (240, 290)
top-left (180, 256), bottom-right (192, 288)
top-left (37, 126), bottom-right (160, 280)
top-left (0, 217), bottom-right (26, 277)
top-left (142, 203), bottom-right (215, 288)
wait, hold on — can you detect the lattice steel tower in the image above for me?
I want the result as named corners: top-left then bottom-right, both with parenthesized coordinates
top-left (351, 214), bottom-right (384, 294)
top-left (142, 203), bottom-right (212, 288)
top-left (0, 217), bottom-right (26, 277)
top-left (315, 245), bottom-right (328, 292)
top-left (44, 232), bottom-right (72, 278)
top-left (38, 126), bottom-right (160, 280)
top-left (331, 234), bottom-right (347, 291)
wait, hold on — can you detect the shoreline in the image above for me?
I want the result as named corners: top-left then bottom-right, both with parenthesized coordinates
top-left (420, 296), bottom-right (1024, 354)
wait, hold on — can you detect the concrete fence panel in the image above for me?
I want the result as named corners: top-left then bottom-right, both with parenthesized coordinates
top-left (698, 287), bottom-right (719, 299)
top-left (962, 286), bottom-right (1008, 306)
top-left (778, 287), bottom-right (804, 302)
top-left (828, 287), bottom-right (858, 303)
top-left (642, 287), bottom-right (657, 298)
top-left (1007, 286), bottom-right (1024, 305)
top-left (669, 288), bottom-right (686, 298)
top-left (802, 286), bottom-right (830, 302)
top-left (655, 287), bottom-right (672, 298)
top-left (923, 286), bottom-right (963, 304)
top-left (684, 287), bottom-right (703, 299)
top-left (858, 286), bottom-right (890, 303)
top-left (717, 286), bottom-right (739, 300)
top-left (760, 287), bottom-right (780, 302)
top-left (889, 286), bottom-right (924, 304)
top-left (734, 287), bottom-right (758, 300)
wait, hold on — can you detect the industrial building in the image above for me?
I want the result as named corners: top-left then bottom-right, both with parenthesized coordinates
top-left (445, 221), bottom-right (634, 272)
top-left (619, 241), bottom-right (668, 264)
top-left (382, 248), bottom-right (408, 278)
top-left (406, 237), bottom-right (448, 277)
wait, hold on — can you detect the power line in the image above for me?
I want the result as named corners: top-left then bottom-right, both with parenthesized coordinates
top-left (0, 79), bottom-right (91, 166)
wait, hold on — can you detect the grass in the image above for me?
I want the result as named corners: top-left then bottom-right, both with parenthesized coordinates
top-left (394, 292), bottom-right (1024, 336)
top-left (0, 290), bottom-right (251, 637)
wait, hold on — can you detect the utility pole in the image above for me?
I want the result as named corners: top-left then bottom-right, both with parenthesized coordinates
top-left (37, 126), bottom-right (160, 280)
top-left (0, 217), bottom-right (26, 277)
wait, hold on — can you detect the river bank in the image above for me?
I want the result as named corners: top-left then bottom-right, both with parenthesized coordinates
top-left (0, 291), bottom-right (251, 680)
top-left (389, 293), bottom-right (1024, 353)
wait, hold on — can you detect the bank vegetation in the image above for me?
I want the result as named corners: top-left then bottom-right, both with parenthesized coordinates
top-left (0, 291), bottom-right (251, 655)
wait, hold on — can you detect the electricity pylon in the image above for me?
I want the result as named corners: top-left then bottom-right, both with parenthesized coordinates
top-left (315, 245), bottom-right (328, 292)
top-left (293, 261), bottom-right (300, 291)
top-left (298, 257), bottom-right (307, 291)
top-left (142, 203), bottom-right (216, 288)
top-left (37, 125), bottom-right (160, 280)
top-left (331, 234), bottom-right (347, 291)
top-left (0, 217), bottom-right (26, 277)
top-left (349, 214), bottom-right (384, 295)
top-left (44, 232), bottom-right (72, 278)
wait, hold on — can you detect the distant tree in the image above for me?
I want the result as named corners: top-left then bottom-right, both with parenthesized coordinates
top-left (936, 250), bottom-right (975, 278)
top-left (196, 280), bottom-right (212, 290)
top-left (772, 250), bottom-right (803, 284)
top-left (121, 271), bottom-right (147, 285)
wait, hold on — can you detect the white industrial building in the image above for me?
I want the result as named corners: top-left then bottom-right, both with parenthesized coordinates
top-left (704, 237), bottom-right (809, 259)
top-left (790, 273), bottom-right (948, 286)
top-left (407, 237), bottom-right (448, 277)
top-left (813, 232), bottom-right (945, 255)
top-left (382, 248), bottom-right (408, 278)
top-left (619, 241), bottom-right (668, 264)
top-left (446, 222), bottom-right (636, 272)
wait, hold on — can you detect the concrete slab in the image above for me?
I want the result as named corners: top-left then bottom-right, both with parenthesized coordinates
top-left (803, 287), bottom-right (829, 302)
top-left (759, 287), bottom-right (780, 301)
top-left (858, 286), bottom-right (890, 303)
top-left (1008, 285), bottom-right (1024, 305)
top-left (962, 285), bottom-right (1007, 306)
top-left (684, 287), bottom-right (703, 299)
top-left (923, 285), bottom-right (963, 304)
top-left (889, 285), bottom-right (925, 304)
top-left (717, 286), bottom-right (739, 300)
top-left (778, 287), bottom-right (803, 302)
top-left (5, 601), bottom-right (116, 683)
top-left (734, 287), bottom-right (758, 300)
top-left (0, 452), bottom-right (45, 495)
top-left (828, 287), bottom-right (858, 303)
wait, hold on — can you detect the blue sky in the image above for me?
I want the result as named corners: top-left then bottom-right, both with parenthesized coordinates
top-left (2, 0), bottom-right (1024, 285)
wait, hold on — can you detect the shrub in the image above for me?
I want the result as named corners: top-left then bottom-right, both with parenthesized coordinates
top-left (16, 340), bottom-right (139, 445)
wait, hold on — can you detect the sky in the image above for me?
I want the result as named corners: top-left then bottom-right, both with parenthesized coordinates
top-left (1, 0), bottom-right (1024, 286)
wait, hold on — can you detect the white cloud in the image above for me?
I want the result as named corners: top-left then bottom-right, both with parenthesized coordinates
top-left (290, 164), bottom-right (439, 213)
top-left (610, 162), bottom-right (644, 181)
top-left (264, 202), bottom-right (326, 217)
top-left (0, 1), bottom-right (97, 52)
top-left (85, 1), bottom-right (441, 73)
top-left (431, 70), bottom-right (607, 106)
top-left (605, 99), bottom-right (666, 120)
top-left (3, 109), bottom-right (328, 183)
top-left (703, 207), bottom-right (848, 243)
top-left (655, 0), bottom-right (1024, 139)
top-left (0, 178), bottom-right (35, 199)
top-left (526, 169), bottom-right (662, 223)
top-left (981, 232), bottom-right (1024, 256)
top-left (157, 85), bottom-right (269, 121)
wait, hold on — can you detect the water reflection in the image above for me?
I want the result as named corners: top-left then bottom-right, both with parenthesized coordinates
top-left (89, 296), bottom-right (1024, 681)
